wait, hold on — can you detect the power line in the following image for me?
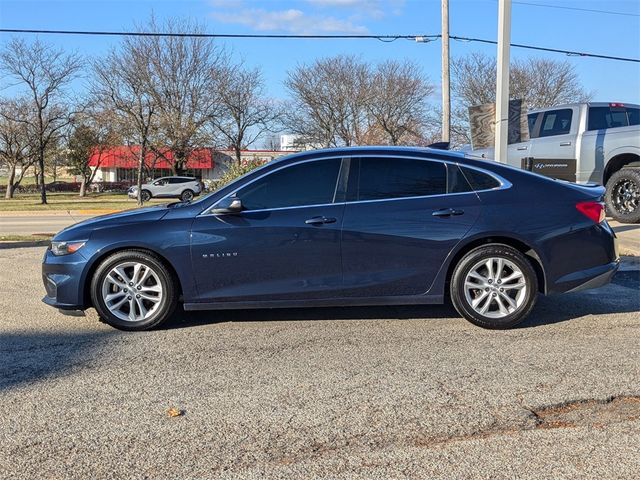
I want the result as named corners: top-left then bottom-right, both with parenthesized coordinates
top-left (511, 1), bottom-right (640, 18)
top-left (450, 35), bottom-right (640, 63)
top-left (0, 28), bottom-right (428, 42)
top-left (0, 28), bottom-right (638, 63)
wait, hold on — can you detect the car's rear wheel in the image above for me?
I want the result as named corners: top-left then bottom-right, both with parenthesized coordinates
top-left (450, 245), bottom-right (538, 329)
top-left (605, 168), bottom-right (640, 224)
top-left (141, 190), bottom-right (152, 202)
top-left (180, 189), bottom-right (194, 202)
top-left (90, 250), bottom-right (177, 331)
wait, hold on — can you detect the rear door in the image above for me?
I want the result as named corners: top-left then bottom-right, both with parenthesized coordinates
top-left (528, 107), bottom-right (578, 181)
top-left (340, 155), bottom-right (481, 297)
top-left (581, 104), bottom-right (640, 183)
top-left (168, 177), bottom-right (185, 195)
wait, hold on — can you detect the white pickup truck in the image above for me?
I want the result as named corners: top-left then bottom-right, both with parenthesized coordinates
top-left (470, 102), bottom-right (640, 223)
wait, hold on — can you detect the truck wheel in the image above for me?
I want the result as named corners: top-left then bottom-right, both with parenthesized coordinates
top-left (606, 169), bottom-right (640, 224)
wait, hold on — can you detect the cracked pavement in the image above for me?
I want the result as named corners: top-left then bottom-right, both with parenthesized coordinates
top-left (1, 247), bottom-right (639, 479)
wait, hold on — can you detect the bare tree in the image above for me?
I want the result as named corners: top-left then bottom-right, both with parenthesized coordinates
top-left (365, 60), bottom-right (435, 145)
top-left (92, 39), bottom-right (156, 205)
top-left (0, 38), bottom-right (83, 204)
top-left (286, 56), bottom-right (435, 147)
top-left (215, 65), bottom-right (281, 164)
top-left (450, 52), bottom-right (591, 145)
top-left (138, 17), bottom-right (227, 174)
top-left (285, 55), bottom-right (369, 148)
top-left (0, 99), bottom-right (35, 198)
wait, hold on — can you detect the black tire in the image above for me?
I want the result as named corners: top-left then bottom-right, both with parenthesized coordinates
top-left (450, 244), bottom-right (538, 329)
top-left (605, 168), bottom-right (640, 224)
top-left (90, 250), bottom-right (178, 331)
top-left (141, 190), bottom-right (152, 203)
top-left (180, 189), bottom-right (194, 202)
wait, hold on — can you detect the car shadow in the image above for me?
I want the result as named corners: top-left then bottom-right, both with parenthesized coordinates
top-left (166, 270), bottom-right (640, 331)
top-left (0, 330), bottom-right (117, 393)
top-left (164, 303), bottom-right (460, 330)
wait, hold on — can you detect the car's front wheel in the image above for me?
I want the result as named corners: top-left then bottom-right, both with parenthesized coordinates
top-left (450, 245), bottom-right (538, 329)
top-left (141, 190), bottom-right (152, 202)
top-left (90, 250), bottom-right (177, 331)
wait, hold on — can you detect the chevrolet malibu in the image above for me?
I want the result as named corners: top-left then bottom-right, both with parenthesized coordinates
top-left (42, 147), bottom-right (619, 331)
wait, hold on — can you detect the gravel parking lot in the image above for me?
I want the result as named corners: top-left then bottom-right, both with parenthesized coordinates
top-left (1, 247), bottom-right (639, 479)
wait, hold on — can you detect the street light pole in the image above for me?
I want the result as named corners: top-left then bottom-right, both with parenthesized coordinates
top-left (441, 0), bottom-right (450, 143)
top-left (494, 0), bottom-right (512, 163)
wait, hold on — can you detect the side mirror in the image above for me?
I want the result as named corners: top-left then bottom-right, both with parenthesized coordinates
top-left (211, 196), bottom-right (243, 214)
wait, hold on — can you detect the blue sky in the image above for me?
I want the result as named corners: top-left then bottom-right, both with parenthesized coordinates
top-left (1, 0), bottom-right (639, 104)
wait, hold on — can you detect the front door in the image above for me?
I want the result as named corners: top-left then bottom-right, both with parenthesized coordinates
top-left (340, 156), bottom-right (481, 297)
top-left (190, 158), bottom-right (346, 302)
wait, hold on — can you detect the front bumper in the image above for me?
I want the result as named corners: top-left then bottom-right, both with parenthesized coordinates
top-left (41, 248), bottom-right (88, 311)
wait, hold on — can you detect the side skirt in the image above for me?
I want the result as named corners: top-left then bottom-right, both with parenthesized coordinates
top-left (183, 294), bottom-right (444, 311)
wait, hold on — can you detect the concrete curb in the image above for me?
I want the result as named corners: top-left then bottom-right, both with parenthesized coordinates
top-left (0, 240), bottom-right (51, 249)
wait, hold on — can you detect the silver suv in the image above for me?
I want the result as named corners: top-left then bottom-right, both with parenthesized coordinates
top-left (128, 176), bottom-right (202, 202)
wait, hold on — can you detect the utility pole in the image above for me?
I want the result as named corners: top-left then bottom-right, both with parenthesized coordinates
top-left (441, 0), bottom-right (450, 143)
top-left (494, 0), bottom-right (512, 163)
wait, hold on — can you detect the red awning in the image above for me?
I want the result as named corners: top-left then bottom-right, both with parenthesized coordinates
top-left (89, 146), bottom-right (214, 169)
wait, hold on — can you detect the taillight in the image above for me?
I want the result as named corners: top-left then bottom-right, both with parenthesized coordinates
top-left (576, 201), bottom-right (605, 223)
top-left (609, 102), bottom-right (625, 108)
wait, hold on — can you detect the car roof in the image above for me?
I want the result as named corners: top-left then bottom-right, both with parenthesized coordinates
top-left (272, 146), bottom-right (466, 165)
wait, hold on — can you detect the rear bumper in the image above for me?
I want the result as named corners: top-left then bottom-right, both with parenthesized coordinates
top-left (560, 260), bottom-right (620, 293)
top-left (544, 221), bottom-right (620, 295)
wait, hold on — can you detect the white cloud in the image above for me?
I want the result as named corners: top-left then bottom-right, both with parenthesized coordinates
top-left (211, 8), bottom-right (369, 34)
top-left (305, 0), bottom-right (405, 19)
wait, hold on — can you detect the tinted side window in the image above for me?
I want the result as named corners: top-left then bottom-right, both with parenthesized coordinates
top-left (356, 157), bottom-right (446, 201)
top-left (236, 159), bottom-right (341, 210)
top-left (628, 108), bottom-right (640, 126)
top-left (459, 166), bottom-right (501, 191)
top-left (527, 113), bottom-right (540, 139)
top-left (539, 109), bottom-right (573, 137)
top-left (588, 106), bottom-right (633, 130)
top-left (168, 178), bottom-right (184, 184)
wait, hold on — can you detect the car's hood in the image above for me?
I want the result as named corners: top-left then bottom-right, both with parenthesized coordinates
top-left (53, 205), bottom-right (170, 241)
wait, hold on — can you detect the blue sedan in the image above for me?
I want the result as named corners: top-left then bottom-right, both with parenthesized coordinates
top-left (42, 147), bottom-right (619, 331)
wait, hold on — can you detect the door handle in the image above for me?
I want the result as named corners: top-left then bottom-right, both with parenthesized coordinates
top-left (305, 216), bottom-right (337, 225)
top-left (432, 208), bottom-right (464, 217)
top-left (516, 146), bottom-right (528, 151)
top-left (560, 141), bottom-right (572, 146)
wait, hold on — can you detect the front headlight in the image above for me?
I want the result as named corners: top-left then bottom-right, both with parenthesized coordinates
top-left (50, 241), bottom-right (86, 256)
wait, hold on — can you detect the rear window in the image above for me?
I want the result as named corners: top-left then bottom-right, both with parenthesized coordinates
top-left (538, 109), bottom-right (573, 137)
top-left (459, 166), bottom-right (501, 191)
top-left (355, 157), bottom-right (446, 201)
top-left (588, 106), bottom-right (640, 130)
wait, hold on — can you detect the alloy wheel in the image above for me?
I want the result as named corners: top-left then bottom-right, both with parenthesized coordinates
top-left (611, 178), bottom-right (639, 215)
top-left (101, 261), bottom-right (163, 322)
top-left (463, 257), bottom-right (528, 319)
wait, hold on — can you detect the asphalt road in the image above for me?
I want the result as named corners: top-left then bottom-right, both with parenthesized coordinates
top-left (1, 247), bottom-right (639, 478)
top-left (0, 213), bottom-right (92, 235)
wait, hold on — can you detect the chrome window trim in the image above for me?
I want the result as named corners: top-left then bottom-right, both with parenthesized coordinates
top-left (199, 154), bottom-right (511, 216)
